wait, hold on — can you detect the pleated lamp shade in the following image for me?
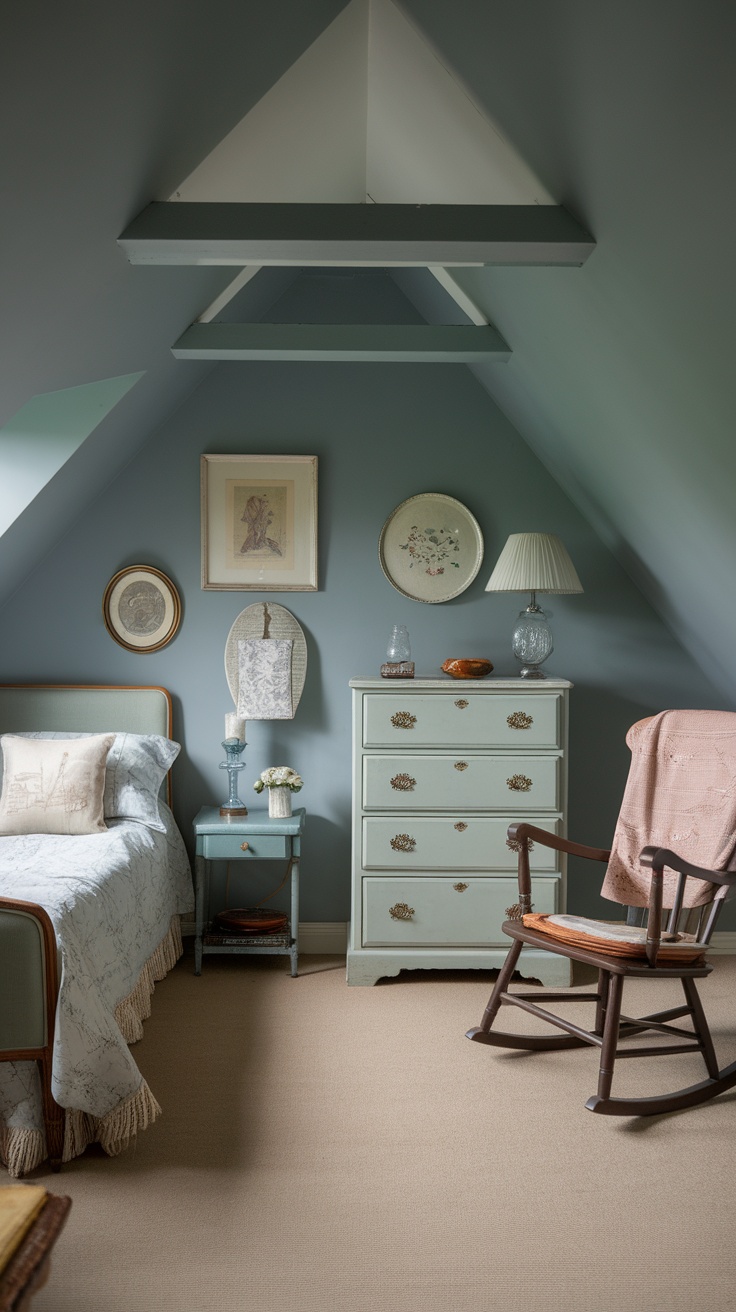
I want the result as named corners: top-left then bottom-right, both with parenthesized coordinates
top-left (485, 533), bottom-right (583, 595)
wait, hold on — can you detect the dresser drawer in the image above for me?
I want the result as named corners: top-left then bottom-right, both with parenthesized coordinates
top-left (362, 875), bottom-right (559, 946)
top-left (363, 693), bottom-right (561, 748)
top-left (199, 834), bottom-right (289, 860)
top-left (362, 816), bottom-right (561, 870)
top-left (362, 753), bottom-right (559, 811)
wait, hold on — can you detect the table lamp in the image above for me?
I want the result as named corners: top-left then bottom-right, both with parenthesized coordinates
top-left (485, 532), bottom-right (583, 678)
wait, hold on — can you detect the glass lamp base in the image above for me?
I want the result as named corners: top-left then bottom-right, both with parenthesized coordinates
top-left (512, 605), bottom-right (553, 680)
top-left (518, 664), bottom-right (548, 680)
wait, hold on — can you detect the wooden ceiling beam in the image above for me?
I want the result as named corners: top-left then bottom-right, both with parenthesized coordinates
top-left (170, 322), bottom-right (511, 362)
top-left (119, 202), bottom-right (594, 268)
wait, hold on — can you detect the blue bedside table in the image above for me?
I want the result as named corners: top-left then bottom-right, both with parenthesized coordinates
top-left (193, 805), bottom-right (306, 977)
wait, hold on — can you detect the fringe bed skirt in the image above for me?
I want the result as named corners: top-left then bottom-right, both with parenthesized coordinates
top-left (1, 915), bottom-right (183, 1178)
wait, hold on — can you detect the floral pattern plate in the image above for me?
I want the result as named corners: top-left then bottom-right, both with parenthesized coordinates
top-left (378, 493), bottom-right (484, 603)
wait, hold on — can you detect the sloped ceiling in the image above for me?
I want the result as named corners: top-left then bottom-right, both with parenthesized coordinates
top-left (2, 0), bottom-right (735, 708)
top-left (396, 0), bottom-right (736, 705)
top-left (0, 0), bottom-right (349, 601)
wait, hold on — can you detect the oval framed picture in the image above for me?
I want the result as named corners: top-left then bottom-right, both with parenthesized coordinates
top-left (103, 565), bottom-right (182, 653)
top-left (379, 493), bottom-right (484, 603)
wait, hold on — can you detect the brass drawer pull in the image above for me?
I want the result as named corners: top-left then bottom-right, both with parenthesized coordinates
top-left (453, 882), bottom-right (469, 892)
top-left (506, 902), bottom-right (525, 920)
top-left (507, 835), bottom-right (535, 852)
top-left (455, 699), bottom-right (469, 709)
top-left (389, 902), bottom-right (415, 921)
top-left (454, 822), bottom-right (468, 832)
top-left (240, 842), bottom-right (249, 851)
top-left (507, 774), bottom-right (533, 792)
top-left (390, 773), bottom-right (416, 792)
top-left (454, 761), bottom-right (468, 771)
top-left (390, 833), bottom-right (416, 852)
top-left (507, 711), bottom-right (533, 730)
top-left (391, 711), bottom-right (416, 729)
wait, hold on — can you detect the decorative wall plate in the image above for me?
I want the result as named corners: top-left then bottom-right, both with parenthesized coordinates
top-left (102, 565), bottom-right (181, 653)
top-left (378, 493), bottom-right (484, 603)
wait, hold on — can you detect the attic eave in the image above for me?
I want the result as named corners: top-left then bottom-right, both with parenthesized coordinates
top-left (118, 202), bottom-right (595, 268)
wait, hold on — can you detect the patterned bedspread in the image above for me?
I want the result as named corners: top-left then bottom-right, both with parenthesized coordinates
top-left (0, 805), bottom-right (193, 1167)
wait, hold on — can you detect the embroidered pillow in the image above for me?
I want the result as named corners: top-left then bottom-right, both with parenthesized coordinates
top-left (11, 731), bottom-right (180, 832)
top-left (0, 734), bottom-right (114, 836)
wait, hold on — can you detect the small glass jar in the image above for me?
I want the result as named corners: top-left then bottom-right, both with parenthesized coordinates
top-left (387, 625), bottom-right (411, 663)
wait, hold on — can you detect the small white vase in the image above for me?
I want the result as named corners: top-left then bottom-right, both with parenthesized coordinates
top-left (269, 787), bottom-right (292, 818)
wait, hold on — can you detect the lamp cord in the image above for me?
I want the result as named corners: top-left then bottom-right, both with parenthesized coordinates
top-left (224, 857), bottom-right (293, 910)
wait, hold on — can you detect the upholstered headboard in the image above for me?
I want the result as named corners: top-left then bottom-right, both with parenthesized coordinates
top-left (0, 684), bottom-right (174, 802)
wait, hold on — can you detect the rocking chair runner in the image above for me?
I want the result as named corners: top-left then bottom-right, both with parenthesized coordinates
top-left (466, 709), bottom-right (736, 1117)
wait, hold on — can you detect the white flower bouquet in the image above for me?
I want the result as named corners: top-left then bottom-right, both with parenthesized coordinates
top-left (253, 766), bottom-right (303, 794)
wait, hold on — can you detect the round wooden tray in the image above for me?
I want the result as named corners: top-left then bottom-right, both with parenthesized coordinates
top-left (214, 907), bottom-right (288, 935)
top-left (224, 601), bottom-right (307, 717)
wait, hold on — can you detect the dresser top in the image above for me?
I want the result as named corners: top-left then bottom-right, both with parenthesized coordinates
top-left (349, 677), bottom-right (572, 690)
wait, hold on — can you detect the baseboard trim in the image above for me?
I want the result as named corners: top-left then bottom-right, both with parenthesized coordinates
top-left (298, 922), bottom-right (349, 954)
top-left (709, 931), bottom-right (736, 954)
top-left (180, 918), bottom-right (348, 954)
top-left (180, 920), bottom-right (735, 957)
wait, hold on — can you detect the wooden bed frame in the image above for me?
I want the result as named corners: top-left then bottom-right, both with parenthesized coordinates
top-left (0, 685), bottom-right (175, 1171)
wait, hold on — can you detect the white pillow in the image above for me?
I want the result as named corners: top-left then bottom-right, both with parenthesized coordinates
top-left (0, 734), bottom-right (114, 836)
top-left (13, 731), bottom-right (180, 832)
top-left (105, 732), bottom-right (179, 830)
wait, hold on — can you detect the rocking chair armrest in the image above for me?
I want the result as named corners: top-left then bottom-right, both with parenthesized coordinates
top-left (507, 823), bottom-right (611, 914)
top-left (507, 822), bottom-right (611, 864)
top-left (639, 846), bottom-right (736, 891)
top-left (637, 847), bottom-right (736, 966)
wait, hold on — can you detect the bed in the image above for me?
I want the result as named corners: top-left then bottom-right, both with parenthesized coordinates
top-left (0, 685), bottom-right (194, 1177)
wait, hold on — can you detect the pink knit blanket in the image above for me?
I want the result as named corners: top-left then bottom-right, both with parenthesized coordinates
top-left (601, 709), bottom-right (736, 909)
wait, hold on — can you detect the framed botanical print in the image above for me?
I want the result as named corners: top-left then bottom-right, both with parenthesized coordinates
top-left (201, 455), bottom-right (318, 591)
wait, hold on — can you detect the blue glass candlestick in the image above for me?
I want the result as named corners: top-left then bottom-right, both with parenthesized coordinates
top-left (219, 738), bottom-right (248, 816)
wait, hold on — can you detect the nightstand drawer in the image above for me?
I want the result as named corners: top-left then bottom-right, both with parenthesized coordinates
top-left (363, 754), bottom-right (560, 810)
top-left (199, 833), bottom-right (289, 860)
top-left (362, 875), bottom-right (559, 946)
top-left (363, 693), bottom-right (561, 748)
top-left (362, 816), bottom-right (561, 870)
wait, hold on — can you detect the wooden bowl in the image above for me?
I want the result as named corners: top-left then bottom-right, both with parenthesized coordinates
top-left (441, 658), bottom-right (493, 679)
top-left (214, 908), bottom-right (288, 935)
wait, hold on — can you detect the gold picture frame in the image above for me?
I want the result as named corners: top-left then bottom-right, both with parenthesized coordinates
top-left (102, 565), bottom-right (182, 653)
top-left (201, 455), bottom-right (318, 591)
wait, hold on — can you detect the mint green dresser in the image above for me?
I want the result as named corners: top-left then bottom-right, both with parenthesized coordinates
top-left (347, 678), bottom-right (572, 986)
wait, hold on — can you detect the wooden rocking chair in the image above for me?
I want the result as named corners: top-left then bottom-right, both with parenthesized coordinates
top-left (466, 711), bottom-right (736, 1117)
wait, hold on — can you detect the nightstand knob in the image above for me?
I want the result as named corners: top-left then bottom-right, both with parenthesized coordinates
top-left (240, 841), bottom-right (249, 851)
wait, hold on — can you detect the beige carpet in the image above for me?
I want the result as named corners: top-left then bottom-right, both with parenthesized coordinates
top-left (21, 947), bottom-right (736, 1312)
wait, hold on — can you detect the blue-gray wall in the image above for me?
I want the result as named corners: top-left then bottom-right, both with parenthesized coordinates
top-left (0, 359), bottom-right (726, 924)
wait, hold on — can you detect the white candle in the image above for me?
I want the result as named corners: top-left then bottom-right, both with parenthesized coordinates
top-left (225, 713), bottom-right (246, 741)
